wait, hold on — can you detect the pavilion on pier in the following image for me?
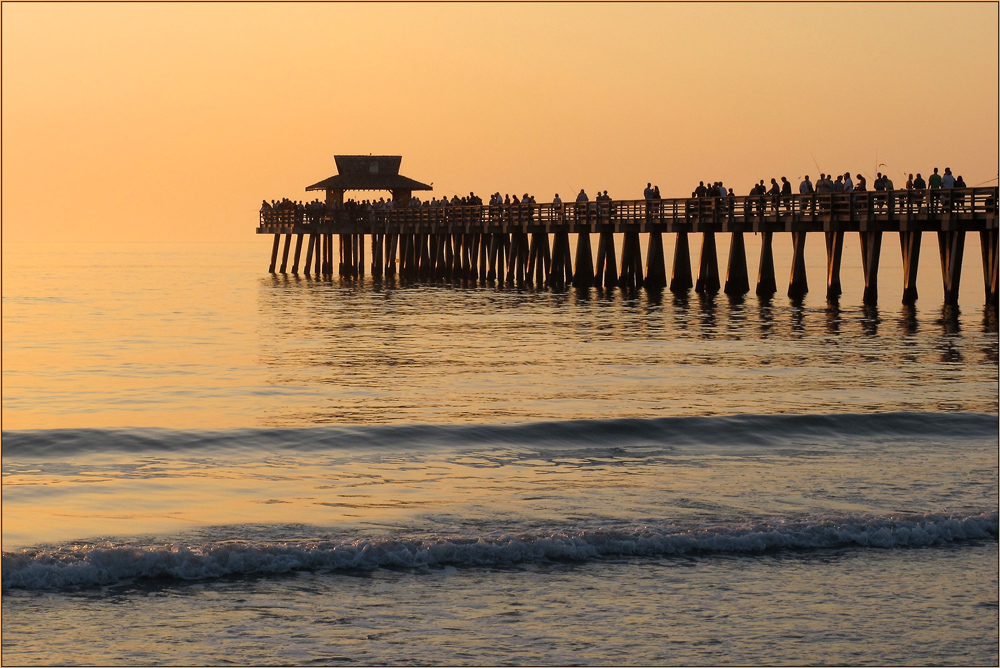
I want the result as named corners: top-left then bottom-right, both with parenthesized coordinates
top-left (305, 155), bottom-right (432, 208)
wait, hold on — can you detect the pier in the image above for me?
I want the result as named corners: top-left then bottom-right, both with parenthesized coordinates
top-left (258, 156), bottom-right (999, 305)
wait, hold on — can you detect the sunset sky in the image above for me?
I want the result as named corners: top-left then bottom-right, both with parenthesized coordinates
top-left (3, 2), bottom-right (997, 243)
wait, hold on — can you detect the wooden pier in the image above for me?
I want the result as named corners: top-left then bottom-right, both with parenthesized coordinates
top-left (259, 189), bottom-right (997, 305)
top-left (257, 157), bottom-right (998, 305)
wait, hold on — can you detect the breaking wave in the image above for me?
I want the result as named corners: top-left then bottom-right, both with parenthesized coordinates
top-left (4, 511), bottom-right (996, 590)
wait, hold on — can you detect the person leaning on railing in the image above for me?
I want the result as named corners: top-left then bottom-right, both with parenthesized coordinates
top-left (953, 176), bottom-right (967, 212)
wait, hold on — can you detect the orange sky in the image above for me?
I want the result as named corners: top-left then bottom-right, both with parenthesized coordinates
top-left (3, 2), bottom-right (997, 243)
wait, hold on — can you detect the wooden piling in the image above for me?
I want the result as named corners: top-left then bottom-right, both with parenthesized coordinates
top-left (304, 233), bottom-right (316, 275)
top-left (290, 234), bottom-right (303, 274)
top-left (594, 233), bottom-right (607, 289)
top-left (470, 234), bottom-right (481, 280)
top-left (526, 235), bottom-right (539, 285)
top-left (645, 232), bottom-right (667, 290)
top-left (900, 230), bottom-right (922, 305)
top-left (386, 234), bottom-right (397, 276)
top-left (938, 230), bottom-right (966, 305)
top-left (550, 231), bottom-right (573, 288)
top-left (278, 234), bottom-right (290, 274)
top-left (505, 233), bottom-right (517, 283)
top-left (398, 235), bottom-right (409, 277)
top-left (756, 231), bottom-right (777, 297)
top-left (269, 233), bottom-right (281, 273)
top-left (314, 234), bottom-right (321, 274)
top-left (859, 231), bottom-right (882, 304)
top-left (517, 232), bottom-right (530, 284)
top-left (487, 233), bottom-right (499, 280)
top-left (982, 229), bottom-right (999, 305)
top-left (825, 231), bottom-right (844, 300)
top-left (670, 231), bottom-right (693, 293)
top-left (478, 234), bottom-right (489, 281)
top-left (695, 232), bottom-right (721, 294)
top-left (788, 231), bottom-right (808, 300)
top-left (600, 231), bottom-right (618, 288)
top-left (724, 232), bottom-right (750, 296)
top-left (408, 233), bottom-right (419, 278)
top-left (573, 233), bottom-right (595, 288)
top-left (619, 231), bottom-right (643, 290)
top-left (694, 232), bottom-right (720, 294)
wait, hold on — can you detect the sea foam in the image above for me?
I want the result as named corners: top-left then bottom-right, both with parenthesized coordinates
top-left (4, 511), bottom-right (996, 590)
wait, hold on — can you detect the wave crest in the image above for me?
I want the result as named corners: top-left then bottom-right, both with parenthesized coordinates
top-left (4, 512), bottom-right (996, 590)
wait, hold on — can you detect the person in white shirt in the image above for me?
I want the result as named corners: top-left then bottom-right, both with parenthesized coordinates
top-left (843, 173), bottom-right (854, 193)
top-left (942, 168), bottom-right (955, 188)
top-left (799, 176), bottom-right (814, 213)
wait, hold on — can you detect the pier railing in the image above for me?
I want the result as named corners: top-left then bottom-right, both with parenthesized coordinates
top-left (259, 188), bottom-right (998, 234)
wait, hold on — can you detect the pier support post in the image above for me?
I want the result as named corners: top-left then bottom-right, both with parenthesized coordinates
top-left (756, 231), bottom-right (777, 297)
top-left (290, 234), bottom-right (303, 274)
top-left (619, 231), bottom-right (643, 290)
top-left (304, 234), bottom-right (317, 275)
top-left (938, 230), bottom-right (966, 305)
top-left (900, 230), bottom-right (922, 304)
top-left (596, 231), bottom-right (618, 288)
top-left (527, 234), bottom-right (540, 285)
top-left (981, 230), bottom-right (998, 305)
top-left (696, 232), bottom-right (721, 294)
top-left (359, 234), bottom-right (365, 277)
top-left (268, 234), bottom-right (281, 273)
top-left (532, 233), bottom-right (551, 286)
top-left (724, 232), bottom-right (749, 296)
top-left (550, 231), bottom-right (573, 288)
top-left (398, 235), bottom-right (410, 277)
top-left (518, 232), bottom-right (530, 284)
top-left (383, 233), bottom-right (390, 277)
top-left (408, 234), bottom-right (419, 279)
top-left (859, 231), bottom-right (883, 304)
top-left (645, 232), bottom-right (667, 290)
top-left (825, 231), bottom-right (844, 300)
top-left (670, 231), bottom-right (693, 293)
top-left (505, 233), bottom-right (517, 283)
top-left (280, 234), bottom-right (291, 273)
top-left (470, 234), bottom-right (481, 280)
top-left (507, 231), bottom-right (529, 284)
top-left (788, 231), bottom-right (808, 300)
top-left (573, 233), bottom-right (595, 288)
top-left (486, 233), bottom-right (499, 280)
top-left (371, 234), bottom-right (383, 278)
top-left (479, 234), bottom-right (489, 281)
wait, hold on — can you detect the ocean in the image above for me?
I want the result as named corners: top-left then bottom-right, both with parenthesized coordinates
top-left (2, 239), bottom-right (998, 665)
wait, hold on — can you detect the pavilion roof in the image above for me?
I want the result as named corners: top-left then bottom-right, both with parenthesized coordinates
top-left (305, 155), bottom-right (432, 192)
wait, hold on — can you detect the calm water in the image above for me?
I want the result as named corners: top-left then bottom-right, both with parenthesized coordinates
top-left (2, 240), bottom-right (998, 665)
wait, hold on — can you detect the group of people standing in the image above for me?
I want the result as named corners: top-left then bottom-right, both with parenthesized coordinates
top-left (262, 164), bottom-right (980, 227)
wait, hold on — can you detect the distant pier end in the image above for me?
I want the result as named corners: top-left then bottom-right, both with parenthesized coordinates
top-left (257, 159), bottom-right (998, 306)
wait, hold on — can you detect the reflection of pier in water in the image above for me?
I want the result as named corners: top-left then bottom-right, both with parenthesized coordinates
top-left (256, 277), bottom-right (997, 426)
top-left (258, 156), bottom-right (998, 306)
